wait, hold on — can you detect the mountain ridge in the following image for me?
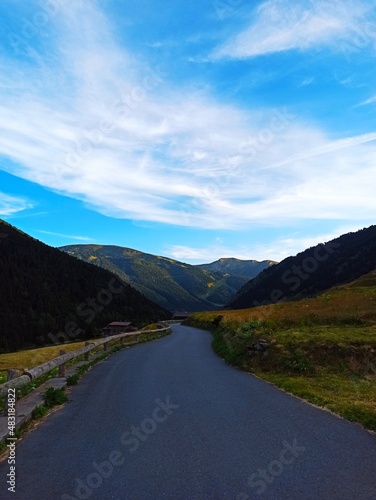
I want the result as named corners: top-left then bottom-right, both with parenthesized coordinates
top-left (227, 225), bottom-right (376, 310)
top-left (60, 245), bottom-right (275, 311)
top-left (198, 257), bottom-right (276, 279)
top-left (0, 219), bottom-right (170, 352)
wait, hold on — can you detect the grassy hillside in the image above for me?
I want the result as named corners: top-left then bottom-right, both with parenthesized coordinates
top-left (228, 225), bottom-right (376, 309)
top-left (60, 245), bottom-right (270, 311)
top-left (0, 220), bottom-right (170, 352)
top-left (186, 270), bottom-right (376, 431)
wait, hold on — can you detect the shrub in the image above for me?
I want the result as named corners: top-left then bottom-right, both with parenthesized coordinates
top-left (32, 405), bottom-right (49, 419)
top-left (67, 374), bottom-right (79, 386)
top-left (212, 315), bottom-right (223, 328)
top-left (284, 349), bottom-right (314, 374)
top-left (44, 387), bottom-right (67, 407)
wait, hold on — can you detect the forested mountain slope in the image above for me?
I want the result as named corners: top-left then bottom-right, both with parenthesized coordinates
top-left (0, 220), bottom-right (170, 352)
top-left (228, 225), bottom-right (376, 309)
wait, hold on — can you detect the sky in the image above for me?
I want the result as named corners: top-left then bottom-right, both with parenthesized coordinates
top-left (0, 0), bottom-right (375, 264)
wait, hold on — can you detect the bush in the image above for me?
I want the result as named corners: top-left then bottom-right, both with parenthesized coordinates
top-left (212, 330), bottom-right (245, 364)
top-left (67, 374), bottom-right (79, 386)
top-left (212, 315), bottom-right (223, 328)
top-left (32, 405), bottom-right (49, 419)
top-left (236, 320), bottom-right (262, 339)
top-left (284, 349), bottom-right (314, 374)
top-left (44, 387), bottom-right (67, 407)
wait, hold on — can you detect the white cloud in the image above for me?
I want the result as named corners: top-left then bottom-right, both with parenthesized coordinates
top-left (168, 242), bottom-right (290, 263)
top-left (357, 95), bottom-right (376, 106)
top-left (298, 77), bottom-right (314, 87)
top-left (212, 0), bottom-right (375, 59)
top-left (0, 192), bottom-right (33, 216)
top-left (0, 1), bottom-right (375, 231)
top-left (36, 230), bottom-right (92, 241)
top-left (167, 224), bottom-right (368, 263)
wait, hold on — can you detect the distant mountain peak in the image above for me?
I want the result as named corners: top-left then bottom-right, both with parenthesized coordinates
top-left (60, 245), bottom-right (275, 311)
top-left (198, 257), bottom-right (276, 280)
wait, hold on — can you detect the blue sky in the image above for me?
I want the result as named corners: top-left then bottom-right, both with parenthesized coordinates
top-left (0, 0), bottom-right (375, 263)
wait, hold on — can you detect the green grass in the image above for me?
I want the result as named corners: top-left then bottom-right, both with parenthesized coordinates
top-left (208, 324), bottom-right (376, 431)
top-left (257, 372), bottom-right (376, 431)
top-left (44, 387), bottom-right (68, 407)
top-left (32, 405), bottom-right (49, 419)
top-left (67, 351), bottom-right (112, 386)
top-left (274, 325), bottom-right (376, 345)
top-left (0, 368), bottom-right (59, 413)
top-left (141, 323), bottom-right (159, 331)
top-left (29, 388), bottom-right (68, 423)
top-left (186, 273), bottom-right (376, 431)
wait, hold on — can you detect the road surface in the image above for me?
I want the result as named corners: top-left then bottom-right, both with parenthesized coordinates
top-left (1, 324), bottom-right (375, 499)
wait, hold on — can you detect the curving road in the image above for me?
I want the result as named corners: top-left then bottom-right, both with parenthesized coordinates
top-left (1, 324), bottom-right (376, 499)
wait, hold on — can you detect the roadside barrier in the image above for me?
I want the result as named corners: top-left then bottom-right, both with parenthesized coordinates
top-left (0, 327), bottom-right (170, 400)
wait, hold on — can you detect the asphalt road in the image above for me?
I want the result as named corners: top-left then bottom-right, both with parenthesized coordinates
top-left (1, 324), bottom-right (376, 499)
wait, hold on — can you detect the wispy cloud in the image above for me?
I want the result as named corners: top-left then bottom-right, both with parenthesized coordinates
top-left (211, 0), bottom-right (374, 60)
top-left (357, 95), bottom-right (376, 106)
top-left (167, 245), bottom-right (255, 263)
top-left (0, 192), bottom-right (33, 216)
top-left (298, 77), bottom-right (314, 87)
top-left (36, 230), bottom-right (92, 242)
top-left (262, 132), bottom-right (376, 171)
top-left (167, 224), bottom-right (368, 263)
top-left (0, 1), bottom-right (375, 231)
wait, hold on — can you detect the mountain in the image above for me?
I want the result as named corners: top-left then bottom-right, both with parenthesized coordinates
top-left (227, 225), bottom-right (376, 310)
top-left (198, 258), bottom-right (276, 280)
top-left (59, 246), bottom-right (274, 311)
top-left (0, 220), bottom-right (170, 352)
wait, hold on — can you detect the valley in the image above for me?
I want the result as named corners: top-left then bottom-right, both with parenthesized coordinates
top-left (1, 3), bottom-right (376, 496)
top-left (0, 219), bottom-right (375, 432)
top-left (60, 244), bottom-right (275, 311)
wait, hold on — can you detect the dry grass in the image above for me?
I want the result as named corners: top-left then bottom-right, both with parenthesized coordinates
top-left (0, 328), bottom-right (170, 383)
top-left (141, 323), bottom-right (159, 331)
top-left (0, 341), bottom-right (88, 373)
top-left (194, 291), bottom-right (376, 328)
